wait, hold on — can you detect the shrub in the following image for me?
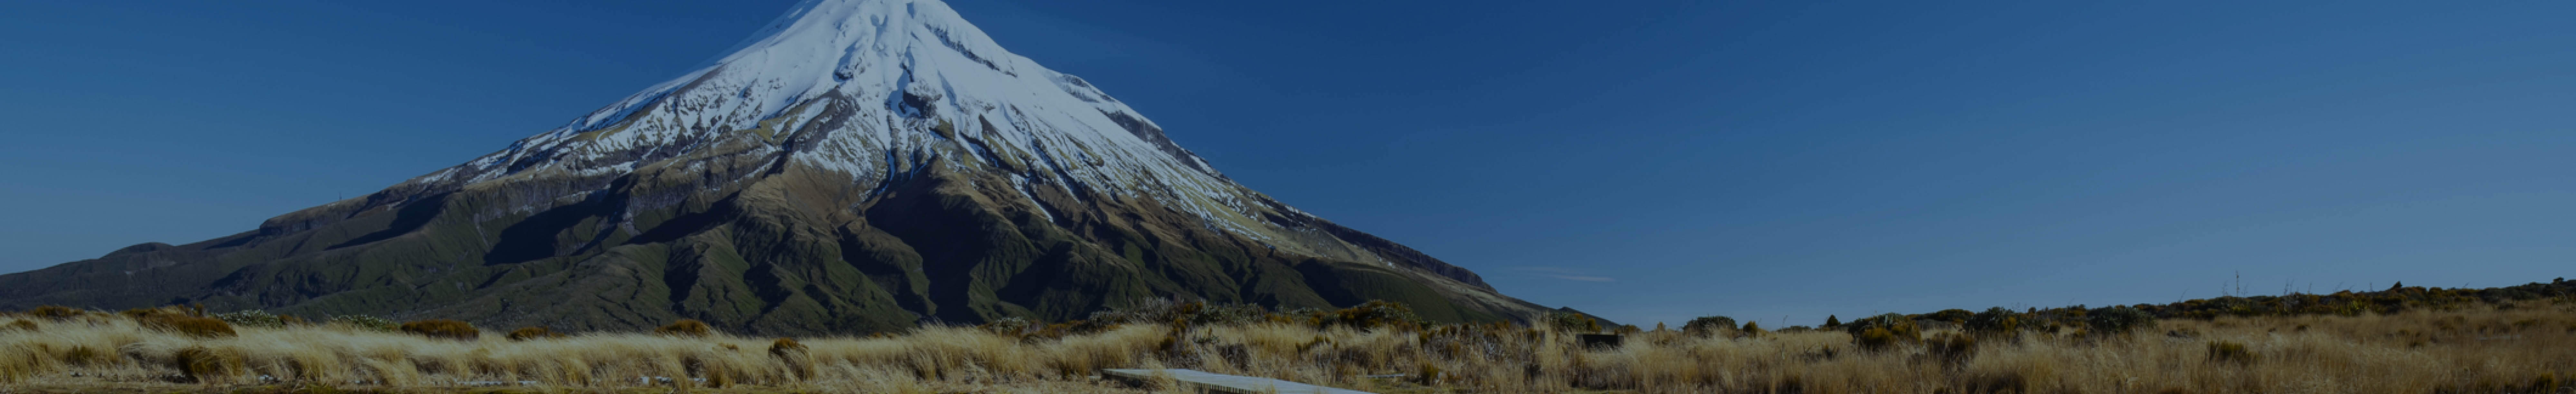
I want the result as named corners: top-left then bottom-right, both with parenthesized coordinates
top-left (1965, 307), bottom-right (2023, 336)
top-left (507, 326), bottom-right (564, 341)
top-left (25, 305), bottom-right (80, 321)
top-left (1856, 327), bottom-right (1899, 352)
top-left (1823, 315), bottom-right (1842, 329)
top-left (1739, 321), bottom-right (1766, 337)
top-left (328, 315), bottom-right (398, 332)
top-left (400, 319), bottom-right (479, 341)
top-left (657, 319), bottom-right (714, 337)
top-left (1929, 332), bottom-right (1978, 361)
top-left (1546, 311), bottom-right (1601, 334)
top-left (1844, 313), bottom-right (1921, 344)
top-left (1192, 303), bottom-right (1270, 325)
top-left (1927, 309), bottom-right (1975, 324)
top-left (979, 317), bottom-right (1033, 336)
top-left (3, 320), bottom-right (33, 332)
top-left (1323, 300), bottom-right (1425, 331)
top-left (1682, 316), bottom-right (1737, 337)
top-left (2206, 341), bottom-right (2254, 363)
top-left (2088, 306), bottom-right (2157, 335)
top-left (213, 309), bottom-right (285, 328)
top-left (141, 314), bottom-right (237, 339)
top-left (1087, 298), bottom-right (1273, 326)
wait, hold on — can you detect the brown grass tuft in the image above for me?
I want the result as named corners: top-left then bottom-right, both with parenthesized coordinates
top-left (4, 320), bottom-right (35, 332)
top-left (24, 306), bottom-right (81, 321)
top-left (656, 319), bottom-right (714, 337)
top-left (2206, 340), bottom-right (2255, 364)
top-left (397, 319), bottom-right (478, 341)
top-left (506, 326), bottom-right (563, 341)
top-left (171, 346), bottom-right (240, 384)
top-left (140, 314), bottom-right (236, 338)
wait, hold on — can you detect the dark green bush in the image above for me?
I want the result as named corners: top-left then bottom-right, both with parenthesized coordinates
top-left (1322, 300), bottom-right (1425, 331)
top-left (212, 309), bottom-right (284, 328)
top-left (2087, 306), bottom-right (2157, 335)
top-left (1682, 316), bottom-right (1737, 337)
top-left (1965, 307), bottom-right (2023, 336)
top-left (1545, 311), bottom-right (1600, 334)
top-left (1843, 313), bottom-right (1921, 343)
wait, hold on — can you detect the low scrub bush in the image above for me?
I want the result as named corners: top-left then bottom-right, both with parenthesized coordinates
top-left (1316, 300), bottom-right (1425, 331)
top-left (1930, 332), bottom-right (1978, 361)
top-left (1926, 308), bottom-right (1976, 324)
top-left (507, 326), bottom-right (564, 341)
top-left (141, 314), bottom-right (236, 338)
top-left (212, 309), bottom-right (285, 328)
top-left (399, 319), bottom-right (479, 341)
top-left (329, 315), bottom-right (398, 332)
top-left (24, 305), bottom-right (81, 321)
top-left (3, 320), bottom-right (34, 332)
top-left (1965, 307), bottom-right (2023, 336)
top-left (979, 317), bottom-right (1032, 336)
top-left (1546, 310), bottom-right (1601, 334)
top-left (2088, 306), bottom-right (2158, 335)
top-left (656, 319), bottom-right (714, 337)
top-left (1844, 313), bottom-right (1922, 344)
top-left (1856, 327), bottom-right (1900, 352)
top-left (1682, 316), bottom-right (1737, 337)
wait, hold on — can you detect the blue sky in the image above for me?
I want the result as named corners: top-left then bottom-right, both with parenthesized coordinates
top-left (2, 0), bottom-right (2571, 327)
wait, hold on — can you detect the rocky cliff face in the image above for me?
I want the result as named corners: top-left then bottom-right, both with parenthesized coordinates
top-left (0, 0), bottom-right (1548, 335)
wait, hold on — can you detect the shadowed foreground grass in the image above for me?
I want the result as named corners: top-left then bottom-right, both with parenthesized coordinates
top-left (4, 302), bottom-right (2573, 393)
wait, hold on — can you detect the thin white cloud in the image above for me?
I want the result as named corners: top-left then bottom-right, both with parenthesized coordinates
top-left (1515, 267), bottom-right (1615, 282)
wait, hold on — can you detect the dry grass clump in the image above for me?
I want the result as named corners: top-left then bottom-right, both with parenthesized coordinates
top-left (657, 319), bottom-right (714, 337)
top-left (3, 298), bottom-right (2571, 393)
top-left (398, 319), bottom-right (478, 341)
top-left (505, 326), bottom-right (564, 341)
top-left (140, 314), bottom-right (236, 339)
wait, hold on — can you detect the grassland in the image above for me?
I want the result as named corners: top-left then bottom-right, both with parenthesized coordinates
top-left (4, 298), bottom-right (2574, 393)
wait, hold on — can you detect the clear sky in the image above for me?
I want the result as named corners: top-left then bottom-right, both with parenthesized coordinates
top-left (3, 0), bottom-right (2571, 327)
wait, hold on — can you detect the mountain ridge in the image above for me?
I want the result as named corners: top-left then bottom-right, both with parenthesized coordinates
top-left (0, 0), bottom-right (1549, 335)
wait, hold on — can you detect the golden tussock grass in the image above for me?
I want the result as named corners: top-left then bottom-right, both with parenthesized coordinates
top-left (0, 302), bottom-right (2570, 393)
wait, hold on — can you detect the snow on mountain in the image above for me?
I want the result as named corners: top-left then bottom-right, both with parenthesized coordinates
top-left (411, 0), bottom-right (1389, 268)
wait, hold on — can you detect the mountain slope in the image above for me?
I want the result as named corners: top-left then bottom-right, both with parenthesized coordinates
top-left (0, 0), bottom-right (1549, 335)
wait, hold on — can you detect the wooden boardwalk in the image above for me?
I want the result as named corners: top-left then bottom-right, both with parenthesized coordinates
top-left (1101, 369), bottom-right (1375, 394)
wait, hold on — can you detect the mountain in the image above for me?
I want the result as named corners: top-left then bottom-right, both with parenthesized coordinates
top-left (0, 0), bottom-right (1550, 335)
